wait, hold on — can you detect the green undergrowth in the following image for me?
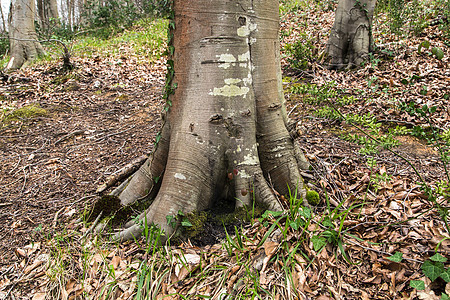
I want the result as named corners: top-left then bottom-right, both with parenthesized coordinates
top-left (73, 18), bottom-right (168, 60)
top-left (376, 0), bottom-right (450, 37)
top-left (288, 75), bottom-right (449, 296)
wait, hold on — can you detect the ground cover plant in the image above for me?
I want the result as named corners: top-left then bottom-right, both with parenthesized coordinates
top-left (0, 0), bottom-right (449, 299)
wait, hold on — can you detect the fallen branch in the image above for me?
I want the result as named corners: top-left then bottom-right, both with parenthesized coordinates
top-left (54, 129), bottom-right (85, 145)
top-left (96, 155), bottom-right (148, 193)
top-left (80, 211), bottom-right (102, 240)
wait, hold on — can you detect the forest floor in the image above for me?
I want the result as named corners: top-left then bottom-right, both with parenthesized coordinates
top-left (0, 2), bottom-right (450, 300)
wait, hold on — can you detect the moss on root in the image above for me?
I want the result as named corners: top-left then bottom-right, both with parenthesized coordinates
top-left (2, 104), bottom-right (47, 125)
top-left (181, 211), bottom-right (208, 239)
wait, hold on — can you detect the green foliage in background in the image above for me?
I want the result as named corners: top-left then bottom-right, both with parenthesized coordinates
top-left (0, 33), bottom-right (8, 57)
top-left (84, 0), bottom-right (140, 38)
top-left (376, 0), bottom-right (450, 37)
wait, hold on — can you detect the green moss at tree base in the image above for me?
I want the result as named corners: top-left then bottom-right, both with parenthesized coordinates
top-left (306, 190), bottom-right (320, 206)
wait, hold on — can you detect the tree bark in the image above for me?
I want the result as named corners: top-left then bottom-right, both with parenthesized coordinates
top-left (6, 0), bottom-right (45, 71)
top-left (326, 0), bottom-right (376, 69)
top-left (37, 0), bottom-right (59, 30)
top-left (99, 0), bottom-right (309, 241)
top-left (0, 4), bottom-right (6, 33)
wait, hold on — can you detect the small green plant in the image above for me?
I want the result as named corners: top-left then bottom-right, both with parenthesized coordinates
top-left (407, 253), bottom-right (450, 298)
top-left (165, 209), bottom-right (193, 230)
top-left (284, 33), bottom-right (316, 71)
top-left (368, 52), bottom-right (381, 67)
top-left (289, 81), bottom-right (338, 105)
top-left (309, 190), bottom-right (356, 264)
top-left (342, 112), bottom-right (404, 155)
top-left (315, 105), bottom-right (341, 119)
top-left (418, 40), bottom-right (445, 60)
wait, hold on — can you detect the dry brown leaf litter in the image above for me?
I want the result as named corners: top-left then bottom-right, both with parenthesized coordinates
top-left (1, 3), bottom-right (450, 300)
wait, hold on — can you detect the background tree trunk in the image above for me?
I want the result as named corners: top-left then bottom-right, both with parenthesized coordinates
top-left (6, 0), bottom-right (45, 71)
top-left (0, 4), bottom-right (6, 33)
top-left (105, 0), bottom-right (308, 241)
top-left (326, 0), bottom-right (376, 69)
top-left (37, 0), bottom-right (59, 30)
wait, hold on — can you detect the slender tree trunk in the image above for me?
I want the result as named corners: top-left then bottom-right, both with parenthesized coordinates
top-left (37, 0), bottom-right (59, 30)
top-left (37, 0), bottom-right (45, 28)
top-left (48, 0), bottom-right (59, 21)
top-left (66, 0), bottom-right (73, 29)
top-left (0, 3), bottom-right (6, 33)
top-left (326, 0), bottom-right (376, 69)
top-left (6, 0), bottom-right (45, 71)
top-left (101, 0), bottom-right (309, 241)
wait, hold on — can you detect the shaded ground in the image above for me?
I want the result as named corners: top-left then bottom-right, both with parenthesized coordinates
top-left (0, 55), bottom-right (166, 265)
top-left (1, 3), bottom-right (450, 300)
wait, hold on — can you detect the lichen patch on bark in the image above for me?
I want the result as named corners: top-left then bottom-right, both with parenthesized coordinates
top-left (209, 85), bottom-right (250, 98)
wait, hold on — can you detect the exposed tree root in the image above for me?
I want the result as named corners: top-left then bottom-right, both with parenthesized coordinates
top-left (90, 0), bottom-right (310, 243)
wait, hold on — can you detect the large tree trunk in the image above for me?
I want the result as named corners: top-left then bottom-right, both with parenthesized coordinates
top-left (37, 0), bottom-right (59, 31)
top-left (6, 0), bottom-right (45, 71)
top-left (326, 0), bottom-right (376, 69)
top-left (100, 0), bottom-right (309, 241)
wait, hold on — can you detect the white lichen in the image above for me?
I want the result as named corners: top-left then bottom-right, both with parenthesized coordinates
top-left (237, 21), bottom-right (257, 37)
top-left (239, 152), bottom-right (259, 166)
top-left (224, 78), bottom-right (242, 85)
top-left (209, 85), bottom-right (250, 98)
top-left (217, 53), bottom-right (237, 69)
top-left (238, 51), bottom-right (250, 62)
top-left (174, 173), bottom-right (187, 180)
top-left (271, 145), bottom-right (286, 152)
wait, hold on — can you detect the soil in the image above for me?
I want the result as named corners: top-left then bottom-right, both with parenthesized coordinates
top-left (0, 57), bottom-right (166, 265)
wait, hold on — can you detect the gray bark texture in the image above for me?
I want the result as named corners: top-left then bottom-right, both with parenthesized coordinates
top-left (0, 4), bottom-right (6, 33)
top-left (6, 0), bottom-right (45, 71)
top-left (97, 0), bottom-right (310, 242)
top-left (37, 0), bottom-right (59, 30)
top-left (326, 0), bottom-right (376, 69)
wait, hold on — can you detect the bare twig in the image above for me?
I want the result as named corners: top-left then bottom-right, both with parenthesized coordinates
top-left (80, 211), bottom-right (103, 240)
top-left (9, 155), bottom-right (22, 174)
top-left (345, 238), bottom-right (423, 263)
top-left (96, 154), bottom-right (148, 193)
top-left (54, 129), bottom-right (85, 145)
top-left (93, 125), bottom-right (135, 142)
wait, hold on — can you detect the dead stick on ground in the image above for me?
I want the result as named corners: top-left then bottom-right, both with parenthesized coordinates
top-left (52, 207), bottom-right (65, 229)
top-left (96, 154), bottom-right (148, 193)
top-left (80, 212), bottom-right (102, 240)
top-left (54, 130), bottom-right (85, 145)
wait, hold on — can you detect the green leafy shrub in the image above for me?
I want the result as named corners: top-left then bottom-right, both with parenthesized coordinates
top-left (84, 0), bottom-right (140, 38)
top-left (284, 33), bottom-right (316, 70)
top-left (142, 0), bottom-right (172, 17)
